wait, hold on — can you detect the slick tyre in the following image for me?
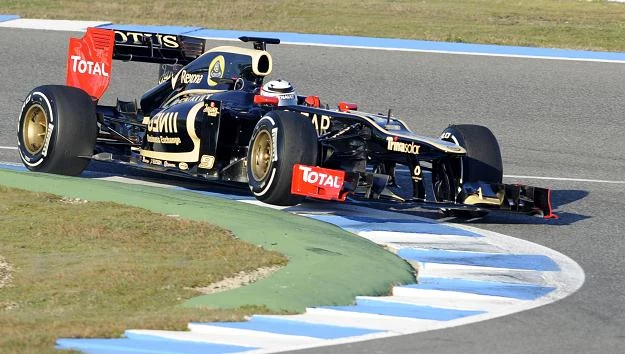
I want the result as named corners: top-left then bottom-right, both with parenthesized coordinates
top-left (247, 110), bottom-right (318, 206)
top-left (440, 124), bottom-right (503, 184)
top-left (438, 124), bottom-right (503, 218)
top-left (17, 85), bottom-right (97, 176)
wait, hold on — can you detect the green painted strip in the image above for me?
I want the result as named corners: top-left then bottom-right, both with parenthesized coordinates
top-left (0, 169), bottom-right (415, 312)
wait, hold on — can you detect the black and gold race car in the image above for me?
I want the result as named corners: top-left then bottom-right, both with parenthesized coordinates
top-left (16, 27), bottom-right (556, 218)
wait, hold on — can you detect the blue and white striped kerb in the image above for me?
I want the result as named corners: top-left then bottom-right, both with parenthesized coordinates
top-left (0, 164), bottom-right (584, 353)
top-left (36, 168), bottom-right (582, 354)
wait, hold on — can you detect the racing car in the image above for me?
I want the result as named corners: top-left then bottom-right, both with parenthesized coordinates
top-left (16, 27), bottom-right (556, 218)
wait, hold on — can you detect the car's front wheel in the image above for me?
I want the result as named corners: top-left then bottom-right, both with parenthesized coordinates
top-left (435, 124), bottom-right (503, 218)
top-left (247, 110), bottom-right (318, 206)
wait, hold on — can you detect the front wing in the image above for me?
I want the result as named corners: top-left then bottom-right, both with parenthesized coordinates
top-left (290, 164), bottom-right (557, 219)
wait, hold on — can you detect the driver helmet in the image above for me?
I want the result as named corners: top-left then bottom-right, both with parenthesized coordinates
top-left (261, 79), bottom-right (298, 106)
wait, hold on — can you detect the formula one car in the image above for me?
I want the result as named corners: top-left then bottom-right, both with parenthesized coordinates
top-left (17, 27), bottom-right (556, 218)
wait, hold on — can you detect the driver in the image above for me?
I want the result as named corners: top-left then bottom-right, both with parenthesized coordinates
top-left (260, 79), bottom-right (298, 106)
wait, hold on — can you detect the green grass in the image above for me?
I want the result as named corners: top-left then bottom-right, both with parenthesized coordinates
top-left (0, 169), bottom-right (416, 314)
top-left (0, 186), bottom-right (287, 353)
top-left (2, 0), bottom-right (625, 51)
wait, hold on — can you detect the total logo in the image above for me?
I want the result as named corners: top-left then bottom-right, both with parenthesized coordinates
top-left (386, 136), bottom-right (420, 154)
top-left (69, 55), bottom-right (109, 77)
top-left (298, 165), bottom-right (342, 188)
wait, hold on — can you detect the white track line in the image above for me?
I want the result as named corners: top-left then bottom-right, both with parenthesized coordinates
top-left (396, 167), bottom-right (625, 185)
top-left (0, 146), bottom-right (17, 150)
top-left (0, 19), bottom-right (110, 31)
top-left (504, 174), bottom-right (625, 184)
top-left (196, 36), bottom-right (625, 64)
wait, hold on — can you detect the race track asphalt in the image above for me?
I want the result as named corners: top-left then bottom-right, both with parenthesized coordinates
top-left (1, 28), bottom-right (624, 353)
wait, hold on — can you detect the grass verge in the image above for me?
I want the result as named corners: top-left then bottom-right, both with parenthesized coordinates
top-left (2, 1), bottom-right (625, 51)
top-left (0, 186), bottom-right (286, 353)
top-left (0, 168), bottom-right (416, 338)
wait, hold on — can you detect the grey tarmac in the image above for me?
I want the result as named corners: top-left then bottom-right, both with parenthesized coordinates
top-left (0, 28), bottom-right (623, 353)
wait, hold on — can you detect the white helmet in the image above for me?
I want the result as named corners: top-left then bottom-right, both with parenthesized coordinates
top-left (261, 79), bottom-right (298, 106)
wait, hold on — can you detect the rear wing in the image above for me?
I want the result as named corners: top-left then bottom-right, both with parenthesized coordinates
top-left (111, 28), bottom-right (205, 65)
top-left (66, 27), bottom-right (205, 100)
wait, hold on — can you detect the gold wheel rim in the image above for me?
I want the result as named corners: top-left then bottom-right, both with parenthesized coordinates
top-left (250, 130), bottom-right (272, 181)
top-left (22, 104), bottom-right (48, 154)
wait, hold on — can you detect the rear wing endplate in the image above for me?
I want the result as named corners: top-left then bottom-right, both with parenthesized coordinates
top-left (66, 27), bottom-right (205, 100)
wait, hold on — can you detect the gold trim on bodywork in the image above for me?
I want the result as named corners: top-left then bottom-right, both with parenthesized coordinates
top-left (204, 46), bottom-right (272, 77)
top-left (140, 102), bottom-right (204, 162)
top-left (463, 188), bottom-right (505, 205)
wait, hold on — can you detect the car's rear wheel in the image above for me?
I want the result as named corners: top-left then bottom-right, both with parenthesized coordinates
top-left (436, 124), bottom-right (503, 218)
top-left (247, 110), bottom-right (318, 206)
top-left (17, 85), bottom-right (97, 175)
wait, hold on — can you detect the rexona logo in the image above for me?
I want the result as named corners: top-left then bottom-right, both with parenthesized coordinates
top-left (386, 137), bottom-right (420, 154)
top-left (291, 164), bottom-right (346, 201)
top-left (69, 56), bottom-right (109, 77)
top-left (146, 112), bottom-right (179, 133)
top-left (178, 70), bottom-right (203, 84)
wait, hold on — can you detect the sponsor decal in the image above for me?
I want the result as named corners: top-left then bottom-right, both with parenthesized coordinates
top-left (139, 102), bottom-right (203, 162)
top-left (114, 31), bottom-right (179, 49)
top-left (203, 101), bottom-right (219, 117)
top-left (271, 128), bottom-right (278, 162)
top-left (146, 135), bottom-right (182, 145)
top-left (305, 113), bottom-right (331, 134)
top-left (147, 112), bottom-right (178, 134)
top-left (159, 72), bottom-right (174, 84)
top-left (207, 55), bottom-right (225, 86)
top-left (41, 123), bottom-right (54, 157)
top-left (163, 161), bottom-right (176, 168)
top-left (69, 55), bottom-right (109, 77)
top-left (198, 155), bottom-right (215, 169)
top-left (291, 164), bottom-right (346, 201)
top-left (178, 70), bottom-right (203, 85)
top-left (142, 156), bottom-right (150, 163)
top-left (178, 162), bottom-right (189, 170)
top-left (298, 165), bottom-right (342, 188)
top-left (412, 165), bottom-right (423, 181)
top-left (440, 132), bottom-right (452, 139)
top-left (159, 63), bottom-right (182, 85)
top-left (386, 136), bottom-right (420, 155)
top-left (150, 158), bottom-right (162, 166)
top-left (168, 94), bottom-right (213, 107)
top-left (144, 111), bottom-right (182, 145)
top-left (21, 94), bottom-right (31, 114)
top-left (279, 93), bottom-right (296, 101)
top-left (66, 28), bottom-right (114, 100)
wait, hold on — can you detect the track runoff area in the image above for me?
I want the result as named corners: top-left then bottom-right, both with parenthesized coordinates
top-left (0, 15), bottom-right (613, 353)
